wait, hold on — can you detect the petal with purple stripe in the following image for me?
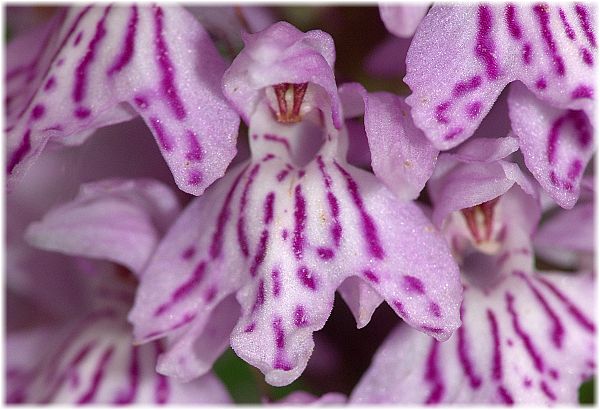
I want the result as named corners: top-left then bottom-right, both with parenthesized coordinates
top-left (6, 5), bottom-right (239, 196)
top-left (405, 4), bottom-right (596, 150)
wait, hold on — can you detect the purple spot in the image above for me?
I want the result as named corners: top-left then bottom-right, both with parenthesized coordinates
top-left (452, 75), bottom-right (482, 98)
top-left (298, 170), bottom-right (306, 178)
top-left (276, 169), bottom-right (290, 182)
top-left (316, 156), bottom-right (343, 247)
top-left (505, 4), bottom-right (522, 39)
top-left (107, 5), bottom-right (138, 76)
top-left (568, 159), bottom-right (583, 180)
top-left (262, 153), bottom-right (275, 162)
top-left (273, 317), bottom-right (285, 349)
top-left (153, 5), bottom-right (186, 120)
top-left (187, 170), bottom-right (202, 185)
top-left (57, 58), bottom-right (65, 67)
top-left (154, 262), bottom-right (206, 316)
top-left (549, 170), bottom-right (560, 186)
top-left (334, 162), bottom-right (385, 259)
top-left (293, 305), bottom-right (308, 327)
top-left (558, 8), bottom-right (576, 40)
top-left (549, 368), bottom-right (559, 380)
top-left (31, 104), bottom-right (45, 120)
top-left (282, 229), bottom-right (288, 240)
top-left (74, 106), bottom-right (91, 118)
top-left (524, 378), bottom-right (533, 387)
top-left (581, 48), bottom-right (594, 66)
top-left (424, 340), bottom-right (444, 403)
top-left (272, 268), bottom-right (282, 298)
top-left (181, 246), bottom-right (195, 260)
top-left (536, 77), bottom-right (547, 90)
top-left (237, 164), bottom-right (261, 258)
top-left (575, 4), bottom-right (596, 48)
top-left (264, 134), bottom-right (291, 153)
top-left (421, 326), bottom-right (444, 334)
top-left (292, 185), bottom-right (307, 259)
top-left (204, 286), bottom-right (217, 303)
top-left (297, 266), bottom-right (317, 290)
top-left (435, 101), bottom-right (451, 124)
top-left (476, 5), bottom-right (501, 80)
top-left (497, 386), bottom-right (514, 404)
top-left (571, 85), bottom-right (593, 99)
top-left (363, 269), bottom-right (379, 283)
top-left (185, 130), bottom-right (202, 161)
top-left (7, 129), bottom-right (31, 174)
top-left (44, 76), bottom-right (56, 91)
top-left (73, 7), bottom-right (112, 103)
top-left (403, 275), bottom-right (425, 294)
top-left (249, 230), bottom-right (269, 277)
top-left (274, 359), bottom-right (292, 371)
top-left (133, 95), bottom-right (149, 109)
top-left (466, 101), bottom-right (482, 119)
top-left (244, 322), bottom-right (256, 333)
top-left (540, 381), bottom-right (557, 401)
top-left (153, 343), bottom-right (170, 404)
top-left (73, 31), bottom-right (83, 46)
top-left (486, 308), bottom-right (504, 382)
top-left (144, 312), bottom-right (196, 340)
top-left (317, 247), bottom-right (334, 260)
top-left (149, 117), bottom-right (173, 151)
top-left (443, 127), bottom-right (463, 141)
top-left (506, 292), bottom-right (544, 372)
top-left (429, 302), bottom-right (441, 318)
top-left (522, 42), bottom-right (533, 65)
top-left (264, 192), bottom-right (275, 224)
top-left (534, 4), bottom-right (566, 76)
top-left (457, 307), bottom-right (482, 389)
top-left (393, 300), bottom-right (407, 317)
top-left (251, 280), bottom-right (265, 313)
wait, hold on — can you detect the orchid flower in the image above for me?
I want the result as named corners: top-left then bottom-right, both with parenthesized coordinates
top-left (5, 4), bottom-right (240, 196)
top-left (350, 137), bottom-right (595, 404)
top-left (7, 178), bottom-right (231, 404)
top-left (400, 4), bottom-right (595, 208)
top-left (128, 21), bottom-right (463, 387)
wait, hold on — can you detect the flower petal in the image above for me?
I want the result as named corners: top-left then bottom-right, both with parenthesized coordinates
top-left (6, 5), bottom-right (240, 195)
top-left (405, 4), bottom-right (596, 150)
top-left (351, 270), bottom-right (595, 404)
top-left (25, 179), bottom-right (180, 275)
top-left (508, 82), bottom-right (594, 209)
top-left (379, 5), bottom-right (429, 38)
top-left (339, 83), bottom-right (439, 200)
